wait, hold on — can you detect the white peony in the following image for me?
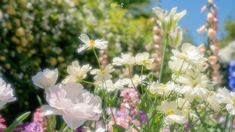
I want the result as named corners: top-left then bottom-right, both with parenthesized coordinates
top-left (63, 61), bottom-right (92, 84)
top-left (42, 83), bottom-right (102, 129)
top-left (32, 69), bottom-right (58, 89)
top-left (77, 34), bottom-right (108, 53)
top-left (0, 78), bottom-right (16, 109)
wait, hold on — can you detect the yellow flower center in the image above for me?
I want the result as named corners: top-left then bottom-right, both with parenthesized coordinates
top-left (166, 109), bottom-right (175, 115)
top-left (89, 40), bottom-right (95, 48)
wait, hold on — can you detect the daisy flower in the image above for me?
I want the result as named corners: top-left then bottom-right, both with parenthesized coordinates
top-left (77, 34), bottom-right (108, 53)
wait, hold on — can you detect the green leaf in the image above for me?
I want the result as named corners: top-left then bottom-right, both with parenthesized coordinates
top-left (48, 115), bottom-right (57, 132)
top-left (113, 124), bottom-right (125, 132)
top-left (5, 112), bottom-right (31, 132)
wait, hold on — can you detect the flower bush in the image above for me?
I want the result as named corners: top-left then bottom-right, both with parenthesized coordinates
top-left (0, 0), bottom-right (234, 131)
top-left (0, 0), bottom-right (152, 120)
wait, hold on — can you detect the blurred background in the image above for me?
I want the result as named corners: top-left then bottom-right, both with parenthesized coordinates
top-left (0, 0), bottom-right (234, 123)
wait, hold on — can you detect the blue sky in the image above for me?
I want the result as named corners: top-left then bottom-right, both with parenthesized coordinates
top-left (148, 0), bottom-right (235, 44)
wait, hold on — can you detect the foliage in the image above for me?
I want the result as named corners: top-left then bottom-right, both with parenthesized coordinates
top-left (220, 20), bottom-right (235, 48)
top-left (0, 0), bottom-right (153, 121)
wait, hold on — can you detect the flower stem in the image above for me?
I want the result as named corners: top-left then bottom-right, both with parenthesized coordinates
top-left (159, 33), bottom-right (169, 83)
top-left (93, 48), bottom-right (101, 68)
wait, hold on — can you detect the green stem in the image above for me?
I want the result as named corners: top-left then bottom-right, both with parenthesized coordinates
top-left (223, 115), bottom-right (229, 132)
top-left (128, 65), bottom-right (136, 88)
top-left (93, 48), bottom-right (101, 68)
top-left (140, 65), bottom-right (144, 94)
top-left (159, 33), bottom-right (169, 83)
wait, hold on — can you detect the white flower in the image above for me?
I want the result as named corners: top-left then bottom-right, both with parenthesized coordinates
top-left (135, 52), bottom-right (154, 69)
top-left (91, 65), bottom-right (114, 82)
top-left (171, 43), bottom-right (206, 67)
top-left (218, 41), bottom-right (235, 63)
top-left (152, 7), bottom-right (186, 33)
top-left (63, 61), bottom-right (92, 84)
top-left (169, 57), bottom-right (191, 73)
top-left (215, 88), bottom-right (235, 115)
top-left (42, 83), bottom-right (102, 129)
top-left (32, 69), bottom-right (58, 89)
top-left (131, 74), bottom-right (146, 87)
top-left (149, 82), bottom-right (176, 95)
top-left (0, 78), bottom-right (16, 109)
top-left (116, 74), bottom-right (146, 88)
top-left (207, 92), bottom-right (221, 111)
top-left (157, 101), bottom-right (187, 125)
top-left (96, 80), bottom-right (116, 92)
top-left (169, 27), bottom-right (183, 48)
top-left (77, 34), bottom-right (108, 53)
top-left (175, 72), bottom-right (210, 99)
top-left (112, 53), bottom-right (135, 66)
top-left (96, 75), bottom-right (146, 92)
top-left (175, 71), bottom-right (209, 88)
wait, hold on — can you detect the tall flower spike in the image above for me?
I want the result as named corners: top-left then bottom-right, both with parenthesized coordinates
top-left (198, 0), bottom-right (222, 85)
top-left (207, 0), bottom-right (221, 85)
top-left (152, 24), bottom-right (162, 77)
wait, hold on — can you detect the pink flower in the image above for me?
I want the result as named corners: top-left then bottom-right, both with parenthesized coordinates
top-left (33, 108), bottom-right (43, 123)
top-left (120, 88), bottom-right (139, 101)
top-left (0, 114), bottom-right (6, 130)
top-left (116, 116), bottom-right (130, 128)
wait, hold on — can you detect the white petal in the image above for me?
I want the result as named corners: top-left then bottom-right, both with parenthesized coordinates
top-left (226, 104), bottom-right (235, 115)
top-left (41, 105), bottom-right (61, 116)
top-left (77, 45), bottom-right (88, 53)
top-left (94, 40), bottom-right (108, 50)
top-left (63, 116), bottom-right (85, 129)
top-left (79, 34), bottom-right (90, 44)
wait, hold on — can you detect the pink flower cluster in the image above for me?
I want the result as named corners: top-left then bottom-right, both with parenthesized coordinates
top-left (109, 88), bottom-right (146, 131)
top-left (199, 0), bottom-right (222, 84)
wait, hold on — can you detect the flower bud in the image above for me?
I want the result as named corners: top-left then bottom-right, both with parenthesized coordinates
top-left (210, 45), bottom-right (218, 54)
top-left (208, 28), bottom-right (216, 39)
top-left (153, 35), bottom-right (161, 43)
top-left (208, 0), bottom-right (213, 4)
top-left (207, 13), bottom-right (215, 23)
top-left (208, 55), bottom-right (218, 65)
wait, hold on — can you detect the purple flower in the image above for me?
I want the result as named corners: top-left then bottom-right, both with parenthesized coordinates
top-left (139, 111), bottom-right (147, 124)
top-left (24, 122), bottom-right (42, 132)
top-left (75, 127), bottom-right (84, 132)
top-left (13, 123), bottom-right (29, 132)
